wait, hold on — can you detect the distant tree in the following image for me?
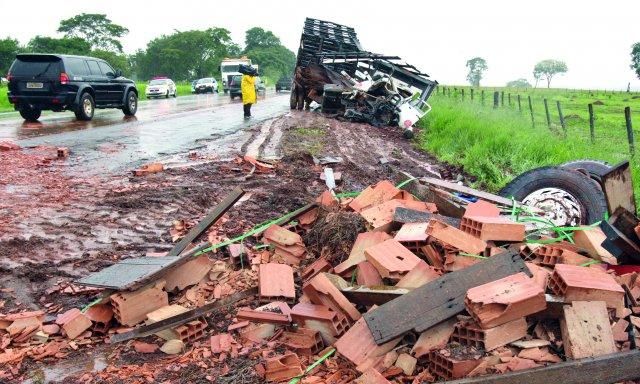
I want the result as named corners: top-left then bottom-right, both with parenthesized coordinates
top-left (90, 50), bottom-right (131, 76)
top-left (506, 78), bottom-right (532, 88)
top-left (631, 42), bottom-right (640, 80)
top-left (243, 28), bottom-right (295, 81)
top-left (0, 37), bottom-right (21, 75)
top-left (135, 28), bottom-right (237, 81)
top-left (26, 36), bottom-right (91, 55)
top-left (465, 57), bottom-right (488, 87)
top-left (533, 60), bottom-right (568, 88)
top-left (58, 13), bottom-right (128, 52)
top-left (244, 27), bottom-right (281, 52)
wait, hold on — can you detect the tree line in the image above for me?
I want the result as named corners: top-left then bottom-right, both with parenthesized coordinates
top-left (0, 13), bottom-right (296, 82)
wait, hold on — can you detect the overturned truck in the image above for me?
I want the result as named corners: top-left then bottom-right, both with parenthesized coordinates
top-left (291, 18), bottom-right (438, 138)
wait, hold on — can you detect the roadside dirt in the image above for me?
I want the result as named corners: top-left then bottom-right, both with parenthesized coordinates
top-left (0, 110), bottom-right (464, 383)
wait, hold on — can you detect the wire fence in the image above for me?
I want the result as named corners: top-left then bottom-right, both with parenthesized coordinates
top-left (437, 86), bottom-right (640, 158)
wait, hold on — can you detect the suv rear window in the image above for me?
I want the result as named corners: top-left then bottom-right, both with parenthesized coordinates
top-left (64, 58), bottom-right (90, 76)
top-left (10, 58), bottom-right (61, 78)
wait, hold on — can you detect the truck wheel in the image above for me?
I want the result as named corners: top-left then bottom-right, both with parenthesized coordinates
top-left (20, 107), bottom-right (41, 122)
top-left (560, 159), bottom-right (611, 183)
top-left (74, 92), bottom-right (95, 121)
top-left (499, 166), bottom-right (607, 226)
top-left (122, 90), bottom-right (138, 116)
top-left (289, 84), bottom-right (298, 109)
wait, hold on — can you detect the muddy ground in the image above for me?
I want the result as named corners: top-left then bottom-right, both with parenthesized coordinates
top-left (0, 110), bottom-right (465, 383)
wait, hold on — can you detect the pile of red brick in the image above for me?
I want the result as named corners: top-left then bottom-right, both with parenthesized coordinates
top-left (2, 178), bottom-right (640, 383)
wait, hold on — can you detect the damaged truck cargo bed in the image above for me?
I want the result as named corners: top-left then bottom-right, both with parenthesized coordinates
top-left (291, 18), bottom-right (438, 138)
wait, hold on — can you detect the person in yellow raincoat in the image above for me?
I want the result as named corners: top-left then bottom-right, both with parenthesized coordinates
top-left (241, 73), bottom-right (257, 119)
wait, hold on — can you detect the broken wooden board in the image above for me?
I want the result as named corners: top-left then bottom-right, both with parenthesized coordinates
top-left (167, 188), bottom-right (245, 256)
top-left (442, 350), bottom-right (640, 384)
top-left (78, 188), bottom-right (245, 290)
top-left (601, 160), bottom-right (636, 216)
top-left (419, 177), bottom-right (522, 209)
top-left (393, 207), bottom-right (461, 228)
top-left (363, 251), bottom-right (530, 345)
top-left (110, 287), bottom-right (257, 343)
top-left (77, 256), bottom-right (180, 290)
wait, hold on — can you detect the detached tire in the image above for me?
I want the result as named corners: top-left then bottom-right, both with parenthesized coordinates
top-left (561, 159), bottom-right (611, 183)
top-left (499, 166), bottom-right (607, 225)
top-left (20, 107), bottom-right (41, 122)
top-left (74, 92), bottom-right (95, 121)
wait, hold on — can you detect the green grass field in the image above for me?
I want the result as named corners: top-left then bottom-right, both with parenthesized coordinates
top-left (417, 86), bottom-right (640, 200)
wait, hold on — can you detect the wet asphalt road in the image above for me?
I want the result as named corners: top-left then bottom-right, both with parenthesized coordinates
top-left (0, 91), bottom-right (290, 174)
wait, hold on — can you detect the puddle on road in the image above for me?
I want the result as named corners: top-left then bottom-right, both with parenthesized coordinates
top-left (25, 353), bottom-right (109, 384)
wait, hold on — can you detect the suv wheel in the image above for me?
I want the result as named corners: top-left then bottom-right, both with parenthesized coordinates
top-left (122, 90), bottom-right (138, 116)
top-left (75, 92), bottom-right (95, 121)
top-left (20, 107), bottom-right (42, 122)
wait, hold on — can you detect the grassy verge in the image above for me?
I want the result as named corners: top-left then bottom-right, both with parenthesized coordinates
top-left (0, 85), bottom-right (12, 112)
top-left (417, 93), bottom-right (640, 200)
top-left (136, 81), bottom-right (194, 100)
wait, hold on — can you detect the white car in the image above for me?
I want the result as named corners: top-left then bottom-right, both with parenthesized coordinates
top-left (146, 78), bottom-right (177, 98)
top-left (194, 78), bottom-right (218, 94)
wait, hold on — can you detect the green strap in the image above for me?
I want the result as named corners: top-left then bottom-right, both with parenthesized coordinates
top-left (458, 252), bottom-right (488, 259)
top-left (288, 348), bottom-right (336, 384)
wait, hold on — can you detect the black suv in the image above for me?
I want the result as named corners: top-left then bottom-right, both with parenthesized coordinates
top-left (7, 54), bottom-right (138, 122)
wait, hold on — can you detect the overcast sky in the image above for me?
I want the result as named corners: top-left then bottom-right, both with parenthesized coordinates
top-left (2, 0), bottom-right (639, 90)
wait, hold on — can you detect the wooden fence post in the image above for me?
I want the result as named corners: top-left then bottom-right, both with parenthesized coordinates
top-left (508, 93), bottom-right (511, 107)
top-left (625, 106), bottom-right (635, 156)
top-left (461, 88), bottom-right (465, 101)
top-left (556, 101), bottom-right (566, 136)
top-left (500, 91), bottom-right (504, 106)
top-left (470, 88), bottom-right (474, 101)
top-left (588, 103), bottom-right (595, 143)
top-left (543, 99), bottom-right (551, 129)
top-left (481, 90), bottom-right (485, 105)
top-left (517, 95), bottom-right (522, 112)
top-left (528, 95), bottom-right (535, 127)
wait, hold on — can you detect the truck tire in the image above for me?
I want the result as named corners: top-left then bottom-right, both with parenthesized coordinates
top-left (122, 90), bottom-right (138, 116)
top-left (74, 92), bottom-right (95, 121)
top-left (20, 107), bottom-right (41, 122)
top-left (499, 166), bottom-right (607, 225)
top-left (560, 159), bottom-right (611, 183)
top-left (290, 83), bottom-right (299, 109)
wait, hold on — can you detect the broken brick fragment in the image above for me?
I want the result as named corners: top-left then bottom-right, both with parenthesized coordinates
top-left (548, 264), bottom-right (625, 311)
top-left (364, 239), bottom-right (422, 281)
top-left (303, 273), bottom-right (360, 322)
top-left (395, 260), bottom-right (441, 289)
top-left (451, 318), bottom-right (527, 351)
top-left (263, 224), bottom-right (306, 265)
top-left (132, 162), bottom-right (164, 176)
top-left (259, 263), bottom-right (295, 303)
top-left (334, 232), bottom-right (392, 275)
top-left (465, 272), bottom-right (546, 328)
top-left (427, 349), bottom-right (482, 380)
top-left (356, 261), bottom-right (383, 286)
top-left (55, 308), bottom-right (92, 340)
top-left (349, 180), bottom-right (401, 213)
top-left (427, 219), bottom-right (487, 255)
top-left (110, 282), bottom-right (168, 326)
top-left (264, 352), bottom-right (303, 382)
top-left (460, 216), bottom-right (525, 242)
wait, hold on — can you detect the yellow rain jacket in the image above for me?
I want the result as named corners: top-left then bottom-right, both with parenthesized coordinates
top-left (241, 75), bottom-right (256, 104)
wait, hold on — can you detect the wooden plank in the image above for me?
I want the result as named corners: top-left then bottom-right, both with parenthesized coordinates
top-left (560, 301), bottom-right (616, 359)
top-left (393, 207), bottom-right (461, 228)
top-left (442, 350), bottom-right (640, 384)
top-left (419, 177), bottom-right (519, 208)
top-left (363, 251), bottom-right (530, 345)
top-left (167, 188), bottom-right (245, 256)
top-left (601, 160), bottom-right (636, 215)
top-left (110, 287), bottom-right (257, 343)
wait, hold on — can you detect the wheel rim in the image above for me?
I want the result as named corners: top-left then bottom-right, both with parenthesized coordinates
top-left (129, 94), bottom-right (137, 111)
top-left (522, 188), bottom-right (583, 226)
top-left (83, 98), bottom-right (93, 116)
